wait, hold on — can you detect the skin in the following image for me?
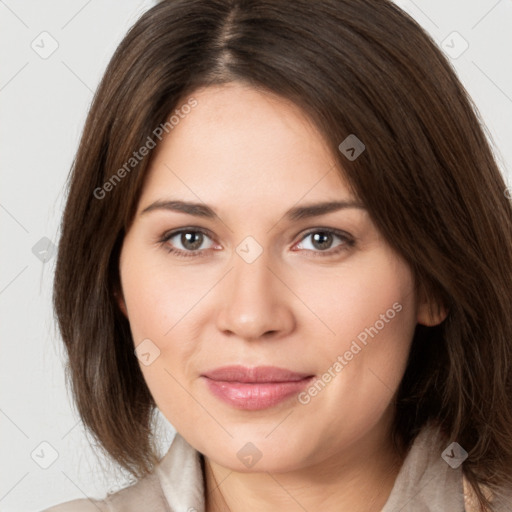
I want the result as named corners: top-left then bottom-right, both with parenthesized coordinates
top-left (118, 82), bottom-right (446, 512)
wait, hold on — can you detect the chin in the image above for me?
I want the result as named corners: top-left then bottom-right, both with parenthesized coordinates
top-left (198, 428), bottom-right (319, 474)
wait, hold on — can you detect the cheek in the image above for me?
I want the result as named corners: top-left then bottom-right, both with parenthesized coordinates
top-left (294, 251), bottom-right (417, 427)
top-left (119, 248), bottom-right (204, 421)
top-left (120, 244), bottom-right (208, 347)
top-left (119, 242), bottom-right (211, 407)
top-left (293, 247), bottom-right (416, 353)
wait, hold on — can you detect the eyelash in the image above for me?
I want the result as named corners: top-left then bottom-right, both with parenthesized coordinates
top-left (158, 227), bottom-right (355, 259)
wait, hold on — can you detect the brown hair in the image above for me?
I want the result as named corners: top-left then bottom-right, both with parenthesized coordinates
top-left (53, 0), bottom-right (512, 508)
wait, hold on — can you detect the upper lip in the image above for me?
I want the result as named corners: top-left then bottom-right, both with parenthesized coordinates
top-left (202, 365), bottom-right (314, 383)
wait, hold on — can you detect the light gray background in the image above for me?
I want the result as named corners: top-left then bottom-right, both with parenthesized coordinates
top-left (1, 1), bottom-right (511, 510)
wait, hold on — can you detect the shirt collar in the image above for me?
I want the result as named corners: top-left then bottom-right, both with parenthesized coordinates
top-left (156, 432), bottom-right (205, 512)
top-left (381, 423), bottom-right (464, 511)
top-left (156, 423), bottom-right (464, 512)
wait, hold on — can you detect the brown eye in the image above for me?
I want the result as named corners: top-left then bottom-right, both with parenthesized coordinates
top-left (160, 228), bottom-right (216, 256)
top-left (179, 231), bottom-right (205, 251)
top-left (295, 228), bottom-right (355, 255)
top-left (310, 232), bottom-right (334, 250)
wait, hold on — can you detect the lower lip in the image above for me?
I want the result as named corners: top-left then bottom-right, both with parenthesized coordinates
top-left (203, 376), bottom-right (314, 410)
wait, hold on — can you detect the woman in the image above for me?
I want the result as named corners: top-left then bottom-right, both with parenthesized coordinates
top-left (45, 0), bottom-right (512, 510)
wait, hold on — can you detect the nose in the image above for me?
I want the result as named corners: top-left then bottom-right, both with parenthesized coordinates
top-left (215, 251), bottom-right (295, 341)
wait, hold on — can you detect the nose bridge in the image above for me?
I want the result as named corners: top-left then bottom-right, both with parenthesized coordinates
top-left (232, 250), bottom-right (272, 302)
top-left (215, 247), bottom-right (294, 339)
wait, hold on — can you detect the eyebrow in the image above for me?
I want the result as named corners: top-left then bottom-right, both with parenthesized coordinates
top-left (140, 199), bottom-right (366, 221)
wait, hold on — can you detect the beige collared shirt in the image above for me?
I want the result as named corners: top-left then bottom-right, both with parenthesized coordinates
top-left (42, 423), bottom-right (509, 512)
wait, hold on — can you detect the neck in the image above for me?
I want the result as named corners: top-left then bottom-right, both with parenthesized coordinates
top-left (203, 421), bottom-right (404, 512)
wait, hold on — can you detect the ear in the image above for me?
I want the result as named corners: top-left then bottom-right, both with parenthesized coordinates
top-left (114, 287), bottom-right (128, 317)
top-left (416, 284), bottom-right (448, 326)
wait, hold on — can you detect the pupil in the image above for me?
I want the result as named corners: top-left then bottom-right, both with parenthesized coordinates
top-left (182, 232), bottom-right (203, 250)
top-left (312, 232), bottom-right (332, 250)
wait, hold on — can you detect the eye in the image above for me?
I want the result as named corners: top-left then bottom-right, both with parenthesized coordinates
top-left (158, 227), bottom-right (355, 259)
top-left (159, 228), bottom-right (217, 257)
top-left (294, 228), bottom-right (355, 256)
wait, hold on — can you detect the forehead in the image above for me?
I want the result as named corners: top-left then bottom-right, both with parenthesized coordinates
top-left (139, 83), bottom-right (356, 211)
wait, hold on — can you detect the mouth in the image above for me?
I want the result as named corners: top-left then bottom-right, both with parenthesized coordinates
top-left (201, 365), bottom-right (315, 410)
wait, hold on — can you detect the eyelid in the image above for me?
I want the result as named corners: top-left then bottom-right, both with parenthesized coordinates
top-left (159, 226), bottom-right (214, 242)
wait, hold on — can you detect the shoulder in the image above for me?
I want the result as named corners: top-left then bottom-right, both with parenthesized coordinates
top-left (41, 433), bottom-right (197, 512)
top-left (41, 469), bottom-right (169, 512)
top-left (40, 497), bottom-right (110, 512)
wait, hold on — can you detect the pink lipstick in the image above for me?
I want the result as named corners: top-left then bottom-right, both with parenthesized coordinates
top-left (201, 365), bottom-right (314, 410)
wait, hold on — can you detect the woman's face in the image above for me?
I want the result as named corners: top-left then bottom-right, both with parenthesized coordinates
top-left (118, 82), bottom-right (428, 473)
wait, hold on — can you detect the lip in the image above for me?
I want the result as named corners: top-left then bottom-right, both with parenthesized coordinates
top-left (201, 365), bottom-right (315, 410)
